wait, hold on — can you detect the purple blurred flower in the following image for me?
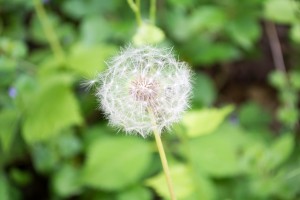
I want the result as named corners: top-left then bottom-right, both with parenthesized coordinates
top-left (229, 114), bottom-right (239, 125)
top-left (8, 87), bottom-right (17, 98)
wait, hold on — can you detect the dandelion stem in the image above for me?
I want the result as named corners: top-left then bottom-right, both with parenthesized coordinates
top-left (153, 130), bottom-right (176, 200)
top-left (150, 0), bottom-right (156, 24)
top-left (147, 107), bottom-right (176, 200)
top-left (127, 0), bottom-right (143, 26)
top-left (33, 0), bottom-right (65, 63)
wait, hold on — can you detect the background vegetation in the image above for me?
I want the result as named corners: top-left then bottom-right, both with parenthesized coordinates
top-left (0, 0), bottom-right (300, 199)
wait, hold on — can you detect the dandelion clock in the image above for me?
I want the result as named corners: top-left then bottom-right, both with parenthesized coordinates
top-left (90, 45), bottom-right (192, 200)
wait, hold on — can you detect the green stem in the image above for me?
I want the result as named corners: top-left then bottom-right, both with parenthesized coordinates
top-left (127, 0), bottom-right (143, 25)
top-left (150, 0), bottom-right (156, 24)
top-left (33, 0), bottom-right (65, 62)
top-left (147, 108), bottom-right (176, 200)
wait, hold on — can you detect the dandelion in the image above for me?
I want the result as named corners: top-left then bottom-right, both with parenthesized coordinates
top-left (93, 45), bottom-right (192, 137)
top-left (90, 45), bottom-right (192, 200)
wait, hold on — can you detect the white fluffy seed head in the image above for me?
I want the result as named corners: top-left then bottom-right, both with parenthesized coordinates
top-left (94, 45), bottom-right (192, 137)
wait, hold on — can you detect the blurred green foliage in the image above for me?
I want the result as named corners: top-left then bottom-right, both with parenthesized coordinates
top-left (0, 0), bottom-right (300, 199)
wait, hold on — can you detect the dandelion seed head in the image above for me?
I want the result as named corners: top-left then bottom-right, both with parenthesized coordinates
top-left (94, 45), bottom-right (192, 137)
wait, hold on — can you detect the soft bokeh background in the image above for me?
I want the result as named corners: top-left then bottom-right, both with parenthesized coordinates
top-left (0, 0), bottom-right (300, 199)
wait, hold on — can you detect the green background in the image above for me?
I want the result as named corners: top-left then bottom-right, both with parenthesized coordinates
top-left (0, 0), bottom-right (300, 199)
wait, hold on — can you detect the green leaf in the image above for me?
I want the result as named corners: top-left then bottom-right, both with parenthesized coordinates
top-left (57, 131), bottom-right (82, 158)
top-left (268, 70), bottom-right (287, 89)
top-left (0, 108), bottom-right (19, 152)
top-left (272, 163), bottom-right (300, 199)
top-left (52, 164), bottom-right (82, 197)
top-left (249, 151), bottom-right (297, 199)
top-left (14, 74), bottom-right (37, 111)
top-left (117, 186), bottom-right (152, 200)
top-left (82, 125), bottom-right (116, 149)
top-left (0, 171), bottom-right (21, 199)
top-left (165, 9), bottom-right (191, 41)
top-left (9, 168), bottom-right (32, 186)
top-left (80, 16), bottom-right (112, 45)
top-left (226, 18), bottom-right (261, 49)
top-left (37, 55), bottom-right (65, 77)
top-left (188, 123), bottom-right (250, 177)
top-left (277, 105), bottom-right (299, 127)
top-left (192, 73), bottom-right (216, 108)
top-left (133, 23), bottom-right (165, 46)
top-left (199, 43), bottom-right (240, 64)
top-left (290, 24), bottom-right (300, 43)
top-left (189, 6), bottom-right (226, 33)
top-left (0, 56), bottom-right (17, 72)
top-left (264, 0), bottom-right (297, 24)
top-left (0, 38), bottom-right (27, 58)
top-left (238, 101), bottom-right (271, 129)
top-left (62, 0), bottom-right (88, 19)
top-left (279, 89), bottom-right (298, 105)
top-left (290, 70), bottom-right (300, 89)
top-left (31, 144), bottom-right (60, 173)
top-left (182, 105), bottom-right (233, 138)
top-left (67, 44), bottom-right (117, 78)
top-left (0, 173), bottom-right (9, 200)
top-left (22, 74), bottom-right (83, 143)
top-left (167, 0), bottom-right (197, 7)
top-left (241, 132), bottom-right (294, 174)
top-left (146, 164), bottom-right (215, 200)
top-left (267, 134), bottom-right (294, 169)
top-left (62, 0), bottom-right (121, 19)
top-left (30, 11), bottom-right (76, 46)
top-left (82, 136), bottom-right (151, 190)
top-left (182, 39), bottom-right (240, 65)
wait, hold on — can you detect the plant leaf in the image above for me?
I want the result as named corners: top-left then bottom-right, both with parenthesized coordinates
top-left (146, 164), bottom-right (215, 200)
top-left (82, 136), bottom-right (151, 190)
top-left (22, 74), bottom-right (83, 143)
top-left (182, 105), bottom-right (233, 138)
top-left (117, 186), bottom-right (152, 200)
top-left (0, 108), bottom-right (19, 152)
top-left (268, 133), bottom-right (294, 169)
top-left (264, 0), bottom-right (297, 24)
top-left (52, 164), bottom-right (82, 197)
top-left (188, 123), bottom-right (250, 177)
top-left (67, 44), bottom-right (117, 78)
top-left (0, 172), bottom-right (10, 200)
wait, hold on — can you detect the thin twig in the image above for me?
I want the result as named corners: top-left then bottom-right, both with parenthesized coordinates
top-left (147, 107), bottom-right (176, 200)
top-left (265, 21), bottom-right (287, 73)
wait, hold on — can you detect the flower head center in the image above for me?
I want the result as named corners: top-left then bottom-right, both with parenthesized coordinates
top-left (129, 77), bottom-right (159, 104)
